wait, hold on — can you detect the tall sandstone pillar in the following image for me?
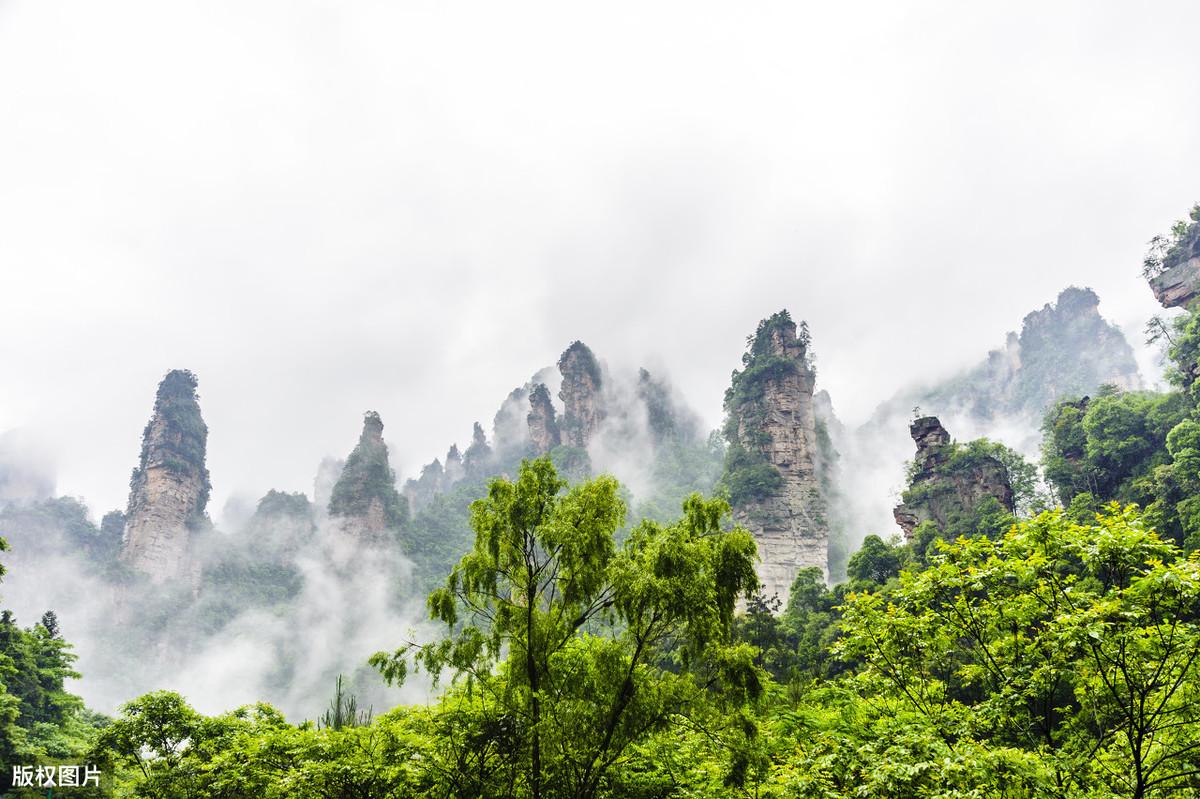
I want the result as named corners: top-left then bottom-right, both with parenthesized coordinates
top-left (557, 341), bottom-right (604, 448)
top-left (722, 311), bottom-right (828, 603)
top-left (328, 411), bottom-right (408, 544)
top-left (120, 369), bottom-right (211, 581)
top-left (527, 383), bottom-right (562, 454)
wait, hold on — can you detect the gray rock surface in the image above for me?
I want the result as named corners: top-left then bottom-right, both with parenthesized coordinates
top-left (728, 315), bottom-right (829, 601)
top-left (121, 370), bottom-right (210, 581)
top-left (527, 383), bottom-right (561, 454)
top-left (892, 416), bottom-right (1014, 539)
top-left (1150, 256), bottom-right (1200, 309)
top-left (558, 341), bottom-right (604, 448)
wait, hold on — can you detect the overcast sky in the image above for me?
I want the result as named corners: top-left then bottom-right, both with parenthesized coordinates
top-left (1, 1), bottom-right (1198, 519)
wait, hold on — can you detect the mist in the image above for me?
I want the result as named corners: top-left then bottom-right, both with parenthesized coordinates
top-left (2, 0), bottom-right (1200, 729)
top-left (2, 2), bottom-right (1199, 522)
top-left (0, 479), bottom-right (432, 719)
top-left (0, 280), bottom-right (1168, 717)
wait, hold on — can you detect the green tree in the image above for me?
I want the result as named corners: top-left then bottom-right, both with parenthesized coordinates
top-left (838, 505), bottom-right (1200, 798)
top-left (372, 457), bottom-right (761, 799)
top-left (94, 691), bottom-right (431, 799)
top-left (845, 534), bottom-right (902, 586)
top-left (92, 692), bottom-right (203, 798)
top-left (1042, 391), bottom-right (1188, 513)
top-left (0, 542), bottom-right (96, 782)
top-left (317, 674), bottom-right (371, 731)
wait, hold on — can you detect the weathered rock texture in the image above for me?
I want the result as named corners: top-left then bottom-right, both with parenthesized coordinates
top-left (527, 383), bottom-right (561, 454)
top-left (1150, 258), bottom-right (1200, 309)
top-left (722, 311), bottom-right (828, 601)
top-left (558, 341), bottom-right (605, 448)
top-left (893, 416), bottom-right (1014, 538)
top-left (1148, 212), bottom-right (1200, 308)
top-left (121, 369), bottom-right (211, 581)
top-left (328, 412), bottom-right (407, 544)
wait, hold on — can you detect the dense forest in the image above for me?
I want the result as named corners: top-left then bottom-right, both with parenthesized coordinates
top-left (2, 204), bottom-right (1200, 797)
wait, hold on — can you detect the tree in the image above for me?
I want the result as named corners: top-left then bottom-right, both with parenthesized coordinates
top-left (845, 534), bottom-right (902, 586)
top-left (92, 692), bottom-right (202, 799)
top-left (317, 674), bottom-right (371, 731)
top-left (371, 457), bottom-right (761, 799)
top-left (1042, 391), bottom-right (1188, 514)
top-left (838, 505), bottom-right (1200, 798)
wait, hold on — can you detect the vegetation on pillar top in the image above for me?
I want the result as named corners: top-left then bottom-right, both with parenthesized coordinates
top-left (129, 368), bottom-right (211, 522)
top-left (719, 310), bottom-right (815, 507)
top-left (328, 410), bottom-right (408, 529)
top-left (557, 340), bottom-right (602, 387)
top-left (723, 310), bottom-right (813, 411)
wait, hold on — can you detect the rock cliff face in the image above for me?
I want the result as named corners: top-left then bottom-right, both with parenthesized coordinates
top-left (1013, 287), bottom-right (1140, 405)
top-left (1148, 210), bottom-right (1200, 308)
top-left (722, 311), bottom-right (828, 601)
top-left (558, 341), bottom-right (604, 448)
top-left (892, 416), bottom-right (1014, 538)
top-left (868, 286), bottom-right (1139, 426)
top-left (327, 412), bottom-right (407, 543)
top-left (1150, 258), bottom-right (1200, 309)
top-left (527, 383), bottom-right (561, 454)
top-left (121, 369), bottom-right (211, 581)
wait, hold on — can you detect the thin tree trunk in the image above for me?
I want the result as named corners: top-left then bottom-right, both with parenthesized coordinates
top-left (527, 549), bottom-right (542, 799)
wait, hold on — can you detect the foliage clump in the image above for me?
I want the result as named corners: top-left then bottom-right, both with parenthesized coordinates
top-left (837, 506), bottom-right (1200, 799)
top-left (1042, 387), bottom-right (1199, 546)
top-left (724, 311), bottom-right (811, 411)
top-left (95, 503), bottom-right (1200, 799)
top-left (372, 458), bottom-right (761, 799)
top-left (316, 675), bottom-right (370, 731)
top-left (0, 542), bottom-right (100, 782)
top-left (0, 497), bottom-right (122, 564)
top-left (557, 340), bottom-right (603, 387)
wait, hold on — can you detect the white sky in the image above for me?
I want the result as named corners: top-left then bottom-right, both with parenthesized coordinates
top-left (1, 1), bottom-right (1198, 518)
